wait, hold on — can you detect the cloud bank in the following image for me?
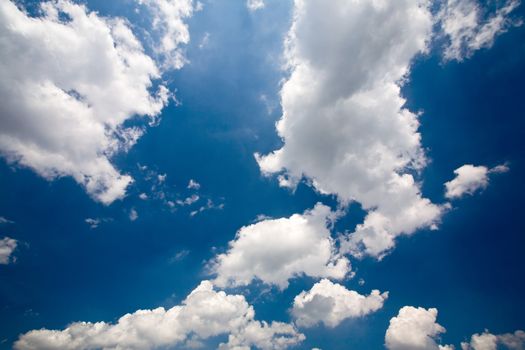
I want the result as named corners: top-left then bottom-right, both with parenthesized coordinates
top-left (15, 281), bottom-right (304, 350)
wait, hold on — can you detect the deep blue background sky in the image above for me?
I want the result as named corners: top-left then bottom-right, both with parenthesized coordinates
top-left (0, 1), bottom-right (524, 349)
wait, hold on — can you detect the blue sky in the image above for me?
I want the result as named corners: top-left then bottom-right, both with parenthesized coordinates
top-left (0, 0), bottom-right (524, 349)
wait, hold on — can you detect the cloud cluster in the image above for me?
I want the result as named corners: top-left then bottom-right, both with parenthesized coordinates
top-left (437, 0), bottom-right (521, 61)
top-left (444, 164), bottom-right (509, 199)
top-left (0, 0), bottom-right (177, 204)
top-left (385, 306), bottom-right (453, 350)
top-left (386, 306), bottom-right (525, 350)
top-left (15, 280), bottom-right (304, 350)
top-left (212, 204), bottom-right (349, 289)
top-left (291, 279), bottom-right (388, 328)
top-left (461, 330), bottom-right (525, 350)
top-left (0, 237), bottom-right (17, 264)
top-left (256, 0), bottom-right (444, 259)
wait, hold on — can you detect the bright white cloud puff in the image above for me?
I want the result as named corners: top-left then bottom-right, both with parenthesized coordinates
top-left (212, 203), bottom-right (350, 289)
top-left (291, 278), bottom-right (388, 328)
top-left (385, 306), bottom-right (453, 350)
top-left (444, 164), bottom-right (509, 199)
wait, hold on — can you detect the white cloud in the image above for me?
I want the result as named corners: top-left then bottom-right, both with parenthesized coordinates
top-left (190, 199), bottom-right (224, 217)
top-left (85, 217), bottom-right (112, 229)
top-left (157, 173), bottom-right (167, 183)
top-left (219, 321), bottom-right (305, 350)
top-left (212, 203), bottom-right (350, 289)
top-left (187, 179), bottom-right (201, 190)
top-left (461, 330), bottom-right (525, 350)
top-left (15, 280), bottom-right (304, 350)
top-left (0, 237), bottom-right (17, 264)
top-left (444, 164), bottom-right (509, 199)
top-left (85, 218), bottom-right (101, 229)
top-left (138, 0), bottom-right (196, 70)
top-left (139, 192), bottom-right (148, 200)
top-left (0, 0), bottom-right (173, 204)
top-left (129, 208), bottom-right (139, 221)
top-left (255, 0), bottom-right (444, 260)
top-left (291, 279), bottom-right (388, 328)
top-left (385, 306), bottom-right (453, 350)
top-left (437, 0), bottom-right (521, 61)
top-left (247, 0), bottom-right (265, 12)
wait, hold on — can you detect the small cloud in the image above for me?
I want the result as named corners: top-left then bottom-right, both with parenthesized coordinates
top-left (259, 94), bottom-right (278, 115)
top-left (444, 163), bottom-right (509, 199)
top-left (139, 193), bottom-right (148, 200)
top-left (0, 237), bottom-right (18, 265)
top-left (187, 179), bottom-right (201, 190)
top-left (169, 249), bottom-right (190, 263)
top-left (85, 217), bottom-right (112, 229)
top-left (198, 32), bottom-right (210, 49)
top-left (184, 194), bottom-right (200, 205)
top-left (195, 1), bottom-right (204, 12)
top-left (358, 278), bottom-right (365, 286)
top-left (129, 208), bottom-right (139, 221)
top-left (190, 199), bottom-right (224, 217)
top-left (247, 0), bottom-right (265, 12)
top-left (85, 218), bottom-right (101, 229)
top-left (158, 173), bottom-right (167, 183)
top-left (0, 216), bottom-right (14, 224)
top-left (254, 214), bottom-right (272, 222)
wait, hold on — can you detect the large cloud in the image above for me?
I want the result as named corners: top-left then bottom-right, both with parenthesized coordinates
top-left (255, 0), bottom-right (444, 259)
top-left (15, 280), bottom-right (304, 350)
top-left (291, 278), bottom-right (388, 328)
top-left (444, 164), bottom-right (509, 199)
top-left (385, 306), bottom-right (453, 350)
top-left (437, 0), bottom-right (521, 61)
top-left (212, 204), bottom-right (350, 289)
top-left (0, 0), bottom-right (195, 204)
top-left (0, 236), bottom-right (17, 264)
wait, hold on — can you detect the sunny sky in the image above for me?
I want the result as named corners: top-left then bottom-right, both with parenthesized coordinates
top-left (0, 0), bottom-right (524, 349)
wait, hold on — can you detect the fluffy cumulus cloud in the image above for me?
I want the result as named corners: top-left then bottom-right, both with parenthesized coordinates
top-left (255, 0), bottom-right (444, 260)
top-left (212, 203), bottom-right (350, 289)
top-left (437, 0), bottom-right (521, 61)
top-left (0, 0), bottom-right (178, 204)
top-left (137, 0), bottom-right (195, 69)
top-left (385, 306), bottom-right (453, 350)
top-left (0, 237), bottom-right (17, 264)
top-left (291, 279), bottom-right (388, 328)
top-left (15, 280), bottom-right (304, 350)
top-left (444, 164), bottom-right (509, 199)
top-left (461, 330), bottom-right (525, 350)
